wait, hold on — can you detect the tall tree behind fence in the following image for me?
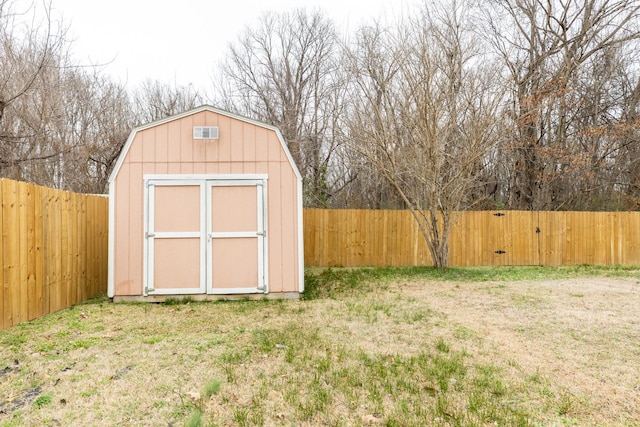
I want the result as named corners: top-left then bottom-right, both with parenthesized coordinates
top-left (0, 179), bottom-right (108, 331)
top-left (304, 209), bottom-right (640, 267)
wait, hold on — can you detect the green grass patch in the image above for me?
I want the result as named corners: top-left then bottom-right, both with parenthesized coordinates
top-left (185, 409), bottom-right (203, 427)
top-left (163, 296), bottom-right (195, 306)
top-left (33, 394), bottom-right (52, 408)
top-left (303, 265), bottom-right (640, 299)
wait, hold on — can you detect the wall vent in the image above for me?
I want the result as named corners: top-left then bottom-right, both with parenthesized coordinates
top-left (193, 126), bottom-right (219, 140)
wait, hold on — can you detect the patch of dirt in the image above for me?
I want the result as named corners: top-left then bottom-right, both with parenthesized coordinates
top-left (0, 386), bottom-right (42, 415)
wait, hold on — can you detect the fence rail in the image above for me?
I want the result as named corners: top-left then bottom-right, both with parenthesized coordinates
top-left (304, 209), bottom-right (640, 267)
top-left (1, 179), bottom-right (108, 331)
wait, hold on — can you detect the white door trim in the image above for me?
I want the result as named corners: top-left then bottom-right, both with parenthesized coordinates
top-left (206, 178), bottom-right (267, 294)
top-left (144, 179), bottom-right (206, 296)
top-left (143, 175), bottom-right (268, 297)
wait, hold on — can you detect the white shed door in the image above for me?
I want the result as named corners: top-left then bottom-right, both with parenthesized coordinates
top-left (145, 177), bottom-right (266, 296)
top-left (145, 181), bottom-right (206, 295)
top-left (206, 180), bottom-right (266, 294)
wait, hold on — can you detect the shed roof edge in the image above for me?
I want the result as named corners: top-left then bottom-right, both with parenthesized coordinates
top-left (107, 105), bottom-right (303, 184)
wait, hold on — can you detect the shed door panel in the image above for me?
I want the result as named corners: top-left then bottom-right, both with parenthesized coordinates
top-left (154, 239), bottom-right (201, 289)
top-left (211, 186), bottom-right (257, 232)
top-left (146, 182), bottom-right (205, 294)
top-left (207, 182), bottom-right (265, 294)
top-left (211, 239), bottom-right (259, 288)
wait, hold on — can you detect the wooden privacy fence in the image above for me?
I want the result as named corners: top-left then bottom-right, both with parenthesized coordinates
top-left (304, 209), bottom-right (640, 267)
top-left (0, 179), bottom-right (108, 331)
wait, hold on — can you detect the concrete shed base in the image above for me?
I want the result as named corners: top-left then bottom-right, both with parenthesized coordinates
top-left (112, 292), bottom-right (301, 303)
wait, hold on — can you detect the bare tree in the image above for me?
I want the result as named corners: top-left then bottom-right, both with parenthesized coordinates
top-left (484, 0), bottom-right (640, 210)
top-left (0, 0), bottom-right (69, 182)
top-left (345, 1), bottom-right (504, 267)
top-left (214, 9), bottom-right (346, 206)
top-left (0, 1), bottom-right (138, 193)
top-left (132, 79), bottom-right (204, 124)
top-left (58, 70), bottom-right (134, 193)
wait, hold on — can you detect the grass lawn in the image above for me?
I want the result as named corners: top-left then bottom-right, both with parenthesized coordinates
top-left (1, 265), bottom-right (639, 426)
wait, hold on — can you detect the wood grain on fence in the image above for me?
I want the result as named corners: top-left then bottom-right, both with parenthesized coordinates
top-left (0, 179), bottom-right (108, 330)
top-left (304, 209), bottom-right (640, 267)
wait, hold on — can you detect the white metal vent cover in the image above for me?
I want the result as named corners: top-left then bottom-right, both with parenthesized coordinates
top-left (193, 126), bottom-right (219, 140)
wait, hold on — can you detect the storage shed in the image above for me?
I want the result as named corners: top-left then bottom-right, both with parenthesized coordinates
top-left (107, 105), bottom-right (303, 301)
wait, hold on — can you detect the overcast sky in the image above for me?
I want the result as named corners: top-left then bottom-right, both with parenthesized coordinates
top-left (44, 0), bottom-right (414, 92)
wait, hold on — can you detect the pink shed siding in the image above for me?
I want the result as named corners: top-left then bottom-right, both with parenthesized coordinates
top-left (111, 108), bottom-right (301, 297)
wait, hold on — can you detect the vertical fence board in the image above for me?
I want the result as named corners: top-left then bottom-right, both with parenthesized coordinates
top-left (90, 194), bottom-right (96, 297)
top-left (385, 210), bottom-right (394, 266)
top-left (616, 213), bottom-right (624, 264)
top-left (42, 188), bottom-right (51, 318)
top-left (510, 212), bottom-right (523, 265)
top-left (489, 211), bottom-right (499, 266)
top-left (303, 209), bottom-right (312, 266)
top-left (33, 185), bottom-right (44, 321)
top-left (61, 190), bottom-right (71, 309)
top-left (3, 180), bottom-right (19, 327)
top-left (52, 188), bottom-right (63, 313)
top-left (613, 212), bottom-right (620, 264)
top-left (389, 211), bottom-right (398, 266)
top-left (532, 211), bottom-right (541, 265)
top-left (51, 188), bottom-right (61, 311)
top-left (588, 212), bottom-right (598, 264)
top-left (88, 196), bottom-right (96, 297)
top-left (565, 211), bottom-right (577, 265)
top-left (78, 194), bottom-right (87, 302)
top-left (324, 210), bottom-right (333, 266)
top-left (343, 210), bottom-right (352, 266)
top-left (25, 184), bottom-right (38, 320)
top-left (94, 196), bottom-right (102, 297)
top-left (502, 211), bottom-right (513, 266)
top-left (69, 192), bottom-right (79, 305)
top-left (632, 213), bottom-right (640, 264)
top-left (538, 212), bottom-right (550, 265)
top-left (100, 196), bottom-right (108, 294)
top-left (397, 211), bottom-right (407, 266)
top-left (17, 183), bottom-right (26, 323)
top-left (575, 212), bottom-right (593, 264)
top-left (475, 212), bottom-right (487, 266)
top-left (18, 182), bottom-right (29, 322)
top-left (85, 196), bottom-right (92, 297)
top-left (473, 212), bottom-right (485, 266)
top-left (629, 213), bottom-right (636, 264)
top-left (371, 210), bottom-right (382, 266)
top-left (52, 188), bottom-right (61, 313)
top-left (448, 214), bottom-right (462, 266)
top-left (0, 180), bottom-right (4, 329)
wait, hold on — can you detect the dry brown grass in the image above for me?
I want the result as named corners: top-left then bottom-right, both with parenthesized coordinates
top-left (396, 277), bottom-right (640, 425)
top-left (0, 271), bottom-right (639, 426)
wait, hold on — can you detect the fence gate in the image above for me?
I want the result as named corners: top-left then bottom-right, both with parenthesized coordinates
top-left (490, 211), bottom-right (540, 266)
